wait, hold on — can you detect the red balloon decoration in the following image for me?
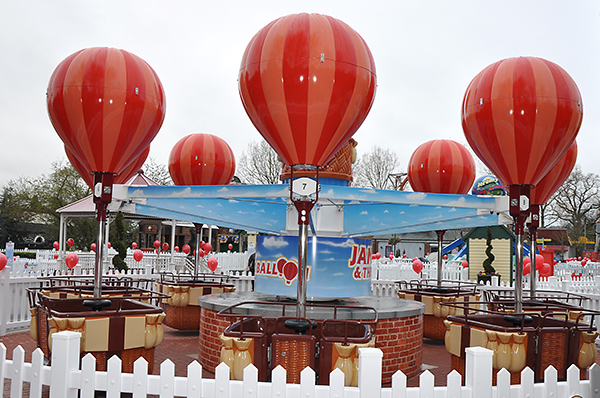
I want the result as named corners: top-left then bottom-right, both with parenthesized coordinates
top-left (107, 242), bottom-right (111, 249)
top-left (200, 241), bottom-right (205, 250)
top-left (530, 141), bottom-right (577, 205)
top-left (67, 238), bottom-right (74, 247)
top-left (153, 240), bottom-right (161, 250)
top-left (228, 243), bottom-right (233, 250)
top-left (162, 242), bottom-right (169, 252)
top-left (65, 252), bottom-right (79, 269)
top-left (523, 262), bottom-right (531, 276)
top-left (407, 140), bottom-right (476, 194)
top-left (462, 56), bottom-right (582, 188)
top-left (66, 145), bottom-right (150, 189)
top-left (90, 243), bottom-right (96, 252)
top-left (182, 244), bottom-right (191, 254)
top-left (133, 249), bottom-right (144, 262)
top-left (199, 249), bottom-right (205, 258)
top-left (168, 134), bottom-right (235, 185)
top-left (239, 13), bottom-right (377, 167)
top-left (47, 47), bottom-right (166, 176)
top-left (174, 246), bottom-right (179, 252)
top-left (53, 253), bottom-right (59, 260)
top-left (461, 260), bottom-right (469, 269)
top-left (53, 241), bottom-right (59, 250)
top-left (524, 256), bottom-right (531, 265)
top-left (540, 262), bottom-right (552, 277)
top-left (207, 257), bottom-right (218, 272)
top-left (389, 254), bottom-right (394, 260)
top-left (536, 254), bottom-right (545, 267)
top-left (412, 259), bottom-right (423, 274)
top-left (132, 242), bottom-right (137, 249)
top-left (283, 261), bottom-right (298, 282)
top-left (204, 243), bottom-right (212, 253)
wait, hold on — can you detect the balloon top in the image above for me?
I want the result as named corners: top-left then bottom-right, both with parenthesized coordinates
top-left (462, 56), bottom-right (582, 187)
top-left (239, 13), bottom-right (377, 168)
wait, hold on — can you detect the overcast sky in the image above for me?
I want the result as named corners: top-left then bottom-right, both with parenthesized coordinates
top-left (1, 1), bottom-right (598, 189)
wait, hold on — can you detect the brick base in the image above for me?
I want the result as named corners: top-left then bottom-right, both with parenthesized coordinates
top-left (198, 307), bottom-right (423, 384)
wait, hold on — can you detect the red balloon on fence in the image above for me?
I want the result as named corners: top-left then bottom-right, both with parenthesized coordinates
top-left (67, 238), bottom-right (74, 247)
top-left (168, 133), bottom-right (235, 185)
top-left (153, 240), bottom-right (161, 250)
top-left (524, 257), bottom-right (531, 265)
top-left (182, 244), bottom-right (191, 254)
top-left (162, 242), bottom-right (169, 252)
top-left (389, 254), bottom-right (394, 260)
top-left (204, 243), bottom-right (212, 253)
top-left (65, 252), bottom-right (79, 269)
top-left (53, 241), bottom-right (59, 250)
top-left (133, 249), bottom-right (144, 262)
top-left (228, 243), bottom-right (233, 250)
top-left (53, 253), bottom-right (59, 260)
top-left (199, 249), bottom-right (205, 258)
top-left (539, 262), bottom-right (552, 277)
top-left (207, 257), bottom-right (218, 272)
top-left (462, 57), bottom-right (582, 188)
top-left (536, 254), bottom-right (545, 267)
top-left (47, 47), bottom-right (166, 176)
top-left (239, 13), bottom-right (377, 167)
top-left (107, 242), bottom-right (111, 249)
top-left (90, 243), bottom-right (96, 252)
top-left (412, 259), bottom-right (423, 274)
top-left (523, 262), bottom-right (531, 276)
top-left (531, 141), bottom-right (577, 205)
top-left (407, 140), bottom-right (476, 194)
top-left (66, 145), bottom-right (150, 189)
top-left (461, 260), bottom-right (468, 269)
top-left (174, 246), bottom-right (179, 252)
top-left (0, 253), bottom-right (6, 271)
top-left (132, 242), bottom-right (137, 249)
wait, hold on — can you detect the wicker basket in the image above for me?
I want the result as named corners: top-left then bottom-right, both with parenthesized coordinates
top-left (423, 314), bottom-right (446, 340)
top-left (273, 337), bottom-right (315, 384)
top-left (164, 304), bottom-right (201, 330)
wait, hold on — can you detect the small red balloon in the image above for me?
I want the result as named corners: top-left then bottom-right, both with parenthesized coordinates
top-left (65, 252), bottom-right (79, 269)
top-left (540, 262), bottom-right (552, 277)
top-left (53, 241), bottom-right (59, 250)
top-left (132, 242), bottom-right (137, 249)
top-left (67, 238), bottom-right (74, 247)
top-left (461, 260), bottom-right (468, 269)
top-left (0, 253), bottom-right (7, 271)
top-left (107, 242), bottom-right (111, 249)
top-left (535, 254), bottom-right (545, 267)
top-left (162, 242), bottom-right (169, 252)
top-left (523, 256), bottom-right (531, 265)
top-left (523, 262), bottom-right (531, 276)
top-left (90, 243), bottom-right (96, 252)
top-left (53, 253), bottom-right (59, 260)
top-left (204, 243), bottom-right (212, 253)
top-left (133, 249), bottom-right (144, 262)
top-left (207, 257), bottom-right (218, 272)
top-left (182, 244), bottom-right (191, 254)
top-left (403, 254), bottom-right (407, 258)
top-left (443, 254), bottom-right (448, 260)
top-left (389, 254), bottom-right (394, 260)
top-left (154, 240), bottom-right (161, 250)
top-left (412, 259), bottom-right (423, 274)
top-left (228, 243), bottom-right (233, 250)
top-left (199, 249), bottom-right (205, 258)
top-left (174, 246), bottom-right (179, 252)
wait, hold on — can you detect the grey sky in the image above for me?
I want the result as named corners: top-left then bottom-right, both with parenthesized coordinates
top-left (1, 1), bottom-right (598, 188)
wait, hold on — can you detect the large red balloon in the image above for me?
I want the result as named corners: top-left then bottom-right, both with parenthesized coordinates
top-left (207, 257), bottom-right (218, 272)
top-left (133, 249), bottom-right (144, 262)
top-left (530, 141), bottom-right (577, 205)
top-left (66, 145), bottom-right (150, 189)
top-left (47, 47), bottom-right (166, 175)
top-left (407, 140), bottom-right (476, 194)
top-left (65, 252), bottom-right (79, 269)
top-left (0, 253), bottom-right (6, 271)
top-left (182, 244), bottom-right (191, 254)
top-left (168, 133), bottom-right (235, 185)
top-left (462, 57), bottom-right (582, 187)
top-left (239, 13), bottom-right (377, 167)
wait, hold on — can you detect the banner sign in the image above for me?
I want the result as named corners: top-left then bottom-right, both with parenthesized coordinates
top-left (255, 235), bottom-right (372, 298)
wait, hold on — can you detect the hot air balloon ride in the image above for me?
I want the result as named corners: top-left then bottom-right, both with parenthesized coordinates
top-left (239, 12), bottom-right (377, 317)
top-left (462, 56), bottom-right (582, 312)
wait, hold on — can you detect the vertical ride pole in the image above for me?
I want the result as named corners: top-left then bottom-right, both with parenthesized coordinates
top-left (92, 172), bottom-right (114, 299)
top-left (510, 185), bottom-right (531, 314)
top-left (195, 224), bottom-right (201, 277)
top-left (436, 230), bottom-right (446, 288)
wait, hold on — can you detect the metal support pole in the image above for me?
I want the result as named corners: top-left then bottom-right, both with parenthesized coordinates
top-left (94, 218), bottom-right (105, 298)
top-left (514, 218), bottom-right (526, 314)
top-left (195, 224), bottom-right (201, 277)
top-left (297, 223), bottom-right (309, 318)
top-left (530, 230), bottom-right (537, 299)
top-left (436, 230), bottom-right (445, 288)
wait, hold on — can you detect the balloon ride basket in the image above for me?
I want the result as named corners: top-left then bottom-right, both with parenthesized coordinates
top-left (27, 283), bottom-right (169, 373)
top-left (197, 291), bottom-right (425, 385)
top-left (441, 300), bottom-right (600, 384)
top-left (396, 279), bottom-right (481, 341)
top-left (156, 273), bottom-right (236, 330)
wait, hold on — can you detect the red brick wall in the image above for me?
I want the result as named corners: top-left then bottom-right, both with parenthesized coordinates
top-left (199, 307), bottom-right (423, 383)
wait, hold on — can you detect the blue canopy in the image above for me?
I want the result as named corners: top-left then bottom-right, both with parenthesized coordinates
top-left (115, 183), bottom-right (509, 236)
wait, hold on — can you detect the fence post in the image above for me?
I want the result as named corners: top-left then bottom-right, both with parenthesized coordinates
top-left (465, 346), bottom-right (493, 398)
top-left (0, 266), bottom-right (11, 336)
top-left (358, 347), bottom-right (382, 398)
top-left (50, 331), bottom-right (81, 398)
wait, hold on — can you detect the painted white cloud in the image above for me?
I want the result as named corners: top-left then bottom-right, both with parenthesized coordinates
top-left (361, 211), bottom-right (368, 215)
top-left (262, 236), bottom-right (289, 249)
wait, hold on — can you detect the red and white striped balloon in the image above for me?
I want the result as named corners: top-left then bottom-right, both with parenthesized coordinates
top-left (47, 47), bottom-right (166, 175)
top-left (168, 133), bottom-right (235, 185)
top-left (462, 56), bottom-right (582, 187)
top-left (530, 141), bottom-right (577, 206)
top-left (407, 140), bottom-right (475, 194)
top-left (239, 13), bottom-right (377, 167)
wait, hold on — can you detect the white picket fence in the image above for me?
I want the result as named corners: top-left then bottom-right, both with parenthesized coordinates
top-left (371, 258), bottom-right (468, 281)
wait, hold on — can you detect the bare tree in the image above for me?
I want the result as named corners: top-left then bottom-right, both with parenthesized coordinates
top-left (352, 146), bottom-right (401, 189)
top-left (142, 157), bottom-right (173, 185)
top-left (543, 165), bottom-right (600, 255)
top-left (237, 140), bottom-right (281, 185)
